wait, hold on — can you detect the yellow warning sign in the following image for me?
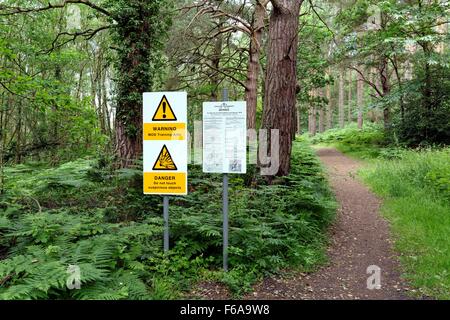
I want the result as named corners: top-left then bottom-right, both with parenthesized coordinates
top-left (144, 173), bottom-right (187, 194)
top-left (143, 123), bottom-right (186, 141)
top-left (143, 91), bottom-right (187, 195)
top-left (152, 95), bottom-right (177, 121)
top-left (153, 145), bottom-right (177, 170)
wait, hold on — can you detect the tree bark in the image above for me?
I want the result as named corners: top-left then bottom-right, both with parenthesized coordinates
top-left (347, 69), bottom-right (352, 123)
top-left (210, 27), bottom-right (223, 101)
top-left (338, 67), bottom-right (345, 128)
top-left (357, 70), bottom-right (364, 129)
top-left (318, 88), bottom-right (324, 133)
top-left (262, 0), bottom-right (303, 176)
top-left (326, 83), bottom-right (332, 130)
top-left (308, 104), bottom-right (312, 134)
top-left (379, 58), bottom-right (391, 130)
top-left (245, 1), bottom-right (266, 129)
top-left (102, 67), bottom-right (111, 138)
top-left (310, 106), bottom-right (316, 136)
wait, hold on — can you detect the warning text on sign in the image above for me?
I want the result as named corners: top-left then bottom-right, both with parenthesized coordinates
top-left (144, 173), bottom-right (187, 194)
top-left (143, 123), bottom-right (186, 140)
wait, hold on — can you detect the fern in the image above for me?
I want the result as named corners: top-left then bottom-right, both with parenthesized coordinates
top-left (1, 140), bottom-right (336, 299)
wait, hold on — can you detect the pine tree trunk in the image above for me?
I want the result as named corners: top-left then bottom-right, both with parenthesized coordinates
top-left (347, 70), bottom-right (352, 123)
top-left (339, 67), bottom-right (345, 128)
top-left (318, 88), bottom-right (324, 133)
top-left (326, 84), bottom-right (332, 129)
top-left (379, 58), bottom-right (391, 130)
top-left (357, 71), bottom-right (364, 129)
top-left (311, 106), bottom-right (316, 136)
top-left (245, 2), bottom-right (266, 129)
top-left (262, 0), bottom-right (303, 176)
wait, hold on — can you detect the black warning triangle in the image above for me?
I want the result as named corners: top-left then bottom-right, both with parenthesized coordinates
top-left (152, 95), bottom-right (177, 121)
top-left (152, 145), bottom-right (178, 170)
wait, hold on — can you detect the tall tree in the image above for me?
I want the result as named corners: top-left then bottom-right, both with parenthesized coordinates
top-left (262, 0), bottom-right (304, 177)
top-left (357, 69), bottom-right (364, 129)
top-left (326, 83), bottom-right (333, 130)
top-left (338, 67), bottom-right (345, 128)
top-left (245, 0), bottom-right (268, 129)
top-left (318, 88), bottom-right (325, 133)
top-left (347, 69), bottom-right (353, 123)
top-left (110, 0), bottom-right (172, 167)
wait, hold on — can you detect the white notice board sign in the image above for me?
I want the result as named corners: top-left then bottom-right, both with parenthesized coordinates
top-left (143, 92), bottom-right (188, 195)
top-left (203, 101), bottom-right (247, 174)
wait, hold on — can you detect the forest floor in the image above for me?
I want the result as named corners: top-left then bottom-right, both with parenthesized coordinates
top-left (193, 147), bottom-right (414, 300)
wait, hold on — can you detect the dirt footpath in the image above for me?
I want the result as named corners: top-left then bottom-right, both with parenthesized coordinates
top-left (192, 148), bottom-right (413, 300)
top-left (244, 148), bottom-right (411, 300)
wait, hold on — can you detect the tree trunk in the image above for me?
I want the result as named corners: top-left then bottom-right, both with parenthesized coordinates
top-left (114, 3), bottom-right (159, 167)
top-left (318, 88), bottom-right (324, 133)
top-left (262, 0), bottom-right (303, 176)
top-left (102, 67), bottom-right (112, 138)
top-left (357, 70), bottom-right (364, 129)
top-left (97, 61), bottom-right (105, 134)
top-left (338, 67), bottom-right (345, 128)
top-left (245, 2), bottom-right (266, 129)
top-left (326, 84), bottom-right (332, 130)
top-left (318, 108), bottom-right (324, 133)
top-left (310, 106), bottom-right (316, 136)
top-left (210, 20), bottom-right (224, 101)
top-left (379, 58), bottom-right (391, 130)
top-left (16, 99), bottom-right (22, 163)
top-left (347, 70), bottom-right (352, 123)
top-left (307, 107), bottom-right (311, 134)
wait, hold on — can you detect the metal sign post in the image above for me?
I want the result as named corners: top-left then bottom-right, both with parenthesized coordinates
top-left (223, 174), bottom-right (229, 271)
top-left (163, 196), bottom-right (169, 252)
top-left (222, 88), bottom-right (229, 272)
top-left (202, 90), bottom-right (246, 273)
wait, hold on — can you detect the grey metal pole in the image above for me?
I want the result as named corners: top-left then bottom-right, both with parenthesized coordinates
top-left (163, 196), bottom-right (169, 252)
top-left (223, 174), bottom-right (229, 272)
top-left (222, 88), bottom-right (229, 272)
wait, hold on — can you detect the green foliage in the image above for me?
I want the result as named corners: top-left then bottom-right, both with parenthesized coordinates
top-left (310, 123), bottom-right (385, 145)
top-left (309, 124), bottom-right (392, 159)
top-left (333, 0), bottom-right (450, 146)
top-left (395, 60), bottom-right (450, 146)
top-left (0, 2), bottom-right (109, 164)
top-left (359, 148), bottom-right (450, 299)
top-left (106, 0), bottom-right (173, 138)
top-left (0, 141), bottom-right (336, 299)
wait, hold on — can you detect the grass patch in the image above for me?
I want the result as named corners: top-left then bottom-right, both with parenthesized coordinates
top-left (0, 141), bottom-right (336, 299)
top-left (359, 148), bottom-right (450, 299)
top-left (308, 123), bottom-right (404, 160)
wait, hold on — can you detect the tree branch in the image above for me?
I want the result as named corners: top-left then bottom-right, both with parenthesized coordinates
top-left (41, 25), bottom-right (112, 54)
top-left (203, 61), bottom-right (248, 89)
top-left (349, 66), bottom-right (383, 97)
top-left (0, 0), bottom-right (111, 17)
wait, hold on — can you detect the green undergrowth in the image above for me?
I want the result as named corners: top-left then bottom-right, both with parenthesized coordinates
top-left (309, 123), bottom-right (402, 160)
top-left (0, 141), bottom-right (336, 299)
top-left (359, 148), bottom-right (450, 299)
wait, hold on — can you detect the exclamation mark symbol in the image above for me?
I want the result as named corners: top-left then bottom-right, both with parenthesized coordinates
top-left (162, 101), bottom-right (167, 119)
